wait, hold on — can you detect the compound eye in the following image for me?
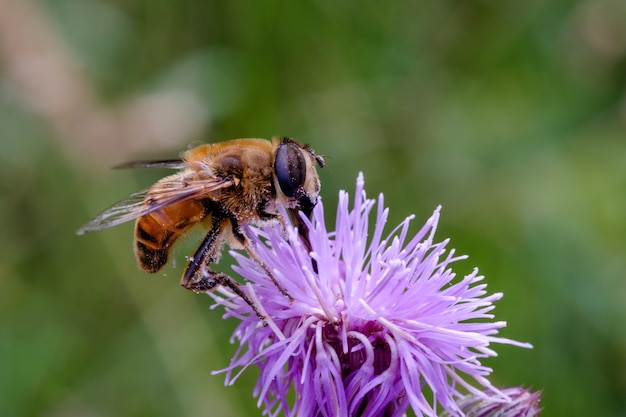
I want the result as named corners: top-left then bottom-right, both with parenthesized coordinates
top-left (275, 141), bottom-right (306, 198)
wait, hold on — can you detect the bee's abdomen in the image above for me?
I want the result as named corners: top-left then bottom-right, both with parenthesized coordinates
top-left (134, 201), bottom-right (207, 273)
top-left (134, 214), bottom-right (176, 272)
top-left (135, 241), bottom-right (170, 272)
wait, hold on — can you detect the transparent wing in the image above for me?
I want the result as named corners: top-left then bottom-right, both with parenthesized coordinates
top-left (113, 159), bottom-right (186, 170)
top-left (76, 177), bottom-right (234, 235)
top-left (77, 188), bottom-right (151, 234)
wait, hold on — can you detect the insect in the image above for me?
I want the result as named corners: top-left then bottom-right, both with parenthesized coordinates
top-left (77, 137), bottom-right (325, 318)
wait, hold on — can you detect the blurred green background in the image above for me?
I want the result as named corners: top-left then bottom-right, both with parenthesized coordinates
top-left (1, 0), bottom-right (625, 416)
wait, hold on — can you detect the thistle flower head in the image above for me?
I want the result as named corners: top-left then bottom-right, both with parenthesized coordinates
top-left (210, 173), bottom-right (532, 417)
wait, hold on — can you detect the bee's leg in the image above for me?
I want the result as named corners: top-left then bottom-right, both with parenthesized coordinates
top-left (180, 220), bottom-right (265, 321)
top-left (180, 218), bottom-right (222, 289)
top-left (256, 205), bottom-right (289, 239)
top-left (190, 271), bottom-right (265, 322)
top-left (231, 217), bottom-right (295, 303)
top-left (266, 213), bottom-right (289, 241)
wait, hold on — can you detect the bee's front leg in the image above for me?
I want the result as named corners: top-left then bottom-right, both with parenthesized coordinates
top-left (256, 203), bottom-right (289, 240)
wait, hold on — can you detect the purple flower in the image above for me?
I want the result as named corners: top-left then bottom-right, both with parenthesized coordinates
top-left (210, 173), bottom-right (532, 417)
top-left (441, 386), bottom-right (542, 417)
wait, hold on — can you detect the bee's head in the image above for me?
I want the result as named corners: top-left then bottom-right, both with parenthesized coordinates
top-left (273, 137), bottom-right (324, 218)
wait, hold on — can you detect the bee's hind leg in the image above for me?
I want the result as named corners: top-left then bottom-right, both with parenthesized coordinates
top-left (186, 270), bottom-right (265, 322)
top-left (180, 219), bottom-right (265, 321)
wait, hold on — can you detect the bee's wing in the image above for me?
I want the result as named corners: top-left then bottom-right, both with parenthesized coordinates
top-left (77, 188), bottom-right (152, 235)
top-left (76, 177), bottom-right (234, 235)
top-left (113, 159), bottom-right (186, 170)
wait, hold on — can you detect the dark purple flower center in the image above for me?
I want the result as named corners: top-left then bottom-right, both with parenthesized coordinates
top-left (316, 321), bottom-right (402, 416)
top-left (322, 321), bottom-right (392, 379)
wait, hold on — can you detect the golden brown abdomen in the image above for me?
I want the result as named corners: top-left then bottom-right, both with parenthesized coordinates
top-left (134, 200), bottom-right (207, 272)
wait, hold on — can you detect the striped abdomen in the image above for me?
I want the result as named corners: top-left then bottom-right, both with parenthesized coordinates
top-left (134, 199), bottom-right (207, 272)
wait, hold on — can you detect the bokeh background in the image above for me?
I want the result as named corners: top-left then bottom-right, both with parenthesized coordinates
top-left (2, 0), bottom-right (625, 416)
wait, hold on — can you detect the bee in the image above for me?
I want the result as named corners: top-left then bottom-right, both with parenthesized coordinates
top-left (77, 137), bottom-right (325, 318)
